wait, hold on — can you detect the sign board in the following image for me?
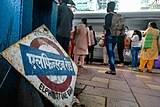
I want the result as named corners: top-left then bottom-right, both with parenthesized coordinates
top-left (1, 25), bottom-right (78, 107)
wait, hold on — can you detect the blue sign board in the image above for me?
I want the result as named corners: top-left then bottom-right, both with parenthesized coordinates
top-left (20, 44), bottom-right (75, 76)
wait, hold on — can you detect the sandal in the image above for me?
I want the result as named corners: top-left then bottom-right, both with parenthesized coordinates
top-left (146, 69), bottom-right (152, 73)
top-left (136, 69), bottom-right (143, 72)
top-left (78, 65), bottom-right (83, 68)
top-left (116, 63), bottom-right (124, 67)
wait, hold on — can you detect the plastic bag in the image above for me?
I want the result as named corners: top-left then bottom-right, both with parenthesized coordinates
top-left (98, 38), bottom-right (105, 47)
top-left (124, 48), bottom-right (131, 56)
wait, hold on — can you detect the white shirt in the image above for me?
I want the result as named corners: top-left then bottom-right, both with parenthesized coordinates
top-left (131, 35), bottom-right (141, 47)
top-left (90, 30), bottom-right (95, 45)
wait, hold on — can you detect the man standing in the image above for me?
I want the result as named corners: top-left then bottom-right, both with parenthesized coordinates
top-left (104, 1), bottom-right (117, 75)
top-left (56, 0), bottom-right (74, 53)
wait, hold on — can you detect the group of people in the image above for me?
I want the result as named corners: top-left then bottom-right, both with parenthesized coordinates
top-left (126, 23), bottom-right (159, 73)
top-left (103, 1), bottom-right (159, 75)
top-left (70, 18), bottom-right (97, 67)
top-left (56, 0), bottom-right (97, 68)
top-left (56, 0), bottom-right (160, 75)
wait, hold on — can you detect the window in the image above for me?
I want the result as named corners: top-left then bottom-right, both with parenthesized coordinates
top-left (73, 0), bottom-right (160, 12)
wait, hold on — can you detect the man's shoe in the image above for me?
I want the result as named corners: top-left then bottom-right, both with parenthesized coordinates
top-left (105, 70), bottom-right (116, 75)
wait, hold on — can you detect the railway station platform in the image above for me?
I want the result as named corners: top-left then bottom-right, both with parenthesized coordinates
top-left (73, 63), bottom-right (160, 107)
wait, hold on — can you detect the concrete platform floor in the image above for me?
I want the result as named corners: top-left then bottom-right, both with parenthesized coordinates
top-left (73, 63), bottom-right (160, 107)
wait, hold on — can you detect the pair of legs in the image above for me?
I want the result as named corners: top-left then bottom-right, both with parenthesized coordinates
top-left (117, 36), bottom-right (124, 66)
top-left (56, 35), bottom-right (70, 53)
top-left (131, 47), bottom-right (141, 67)
top-left (86, 45), bottom-right (95, 64)
top-left (105, 35), bottom-right (117, 72)
top-left (139, 59), bottom-right (154, 72)
top-left (74, 54), bottom-right (85, 67)
top-left (103, 46), bottom-right (108, 64)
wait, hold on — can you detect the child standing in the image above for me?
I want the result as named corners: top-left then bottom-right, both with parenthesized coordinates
top-left (130, 30), bottom-right (142, 70)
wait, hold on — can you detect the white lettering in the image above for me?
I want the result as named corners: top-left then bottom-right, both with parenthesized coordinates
top-left (26, 53), bottom-right (74, 72)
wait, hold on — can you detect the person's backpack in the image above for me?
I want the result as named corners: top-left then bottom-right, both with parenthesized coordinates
top-left (110, 12), bottom-right (125, 36)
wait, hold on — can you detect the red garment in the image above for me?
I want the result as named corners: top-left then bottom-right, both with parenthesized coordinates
top-left (68, 30), bottom-right (75, 56)
top-left (101, 34), bottom-right (106, 46)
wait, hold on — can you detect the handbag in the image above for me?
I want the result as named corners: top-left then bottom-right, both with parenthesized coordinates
top-left (153, 55), bottom-right (160, 69)
top-left (124, 36), bottom-right (130, 47)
